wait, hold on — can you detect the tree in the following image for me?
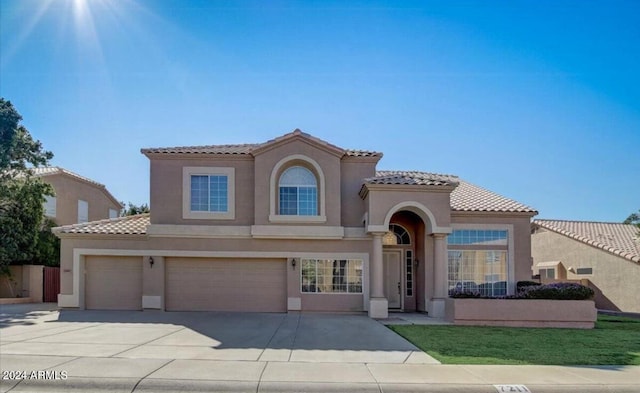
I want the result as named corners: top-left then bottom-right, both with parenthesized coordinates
top-left (32, 218), bottom-right (60, 267)
top-left (0, 98), bottom-right (54, 273)
top-left (121, 202), bottom-right (150, 216)
top-left (624, 210), bottom-right (640, 229)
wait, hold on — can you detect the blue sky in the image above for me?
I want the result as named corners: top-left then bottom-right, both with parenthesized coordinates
top-left (1, 0), bottom-right (638, 222)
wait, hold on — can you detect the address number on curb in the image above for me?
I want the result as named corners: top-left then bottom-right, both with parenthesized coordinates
top-left (494, 385), bottom-right (531, 393)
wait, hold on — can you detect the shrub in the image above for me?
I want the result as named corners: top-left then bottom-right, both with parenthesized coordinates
top-left (517, 280), bottom-right (542, 290)
top-left (519, 282), bottom-right (594, 300)
top-left (449, 289), bottom-right (483, 298)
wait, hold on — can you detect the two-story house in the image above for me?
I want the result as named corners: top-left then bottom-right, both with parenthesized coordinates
top-left (35, 167), bottom-right (122, 226)
top-left (54, 130), bottom-right (537, 318)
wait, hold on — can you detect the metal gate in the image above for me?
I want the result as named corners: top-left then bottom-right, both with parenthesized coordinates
top-left (43, 267), bottom-right (60, 303)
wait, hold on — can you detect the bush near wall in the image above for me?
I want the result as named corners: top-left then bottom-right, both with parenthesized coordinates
top-left (449, 281), bottom-right (594, 301)
top-left (518, 282), bottom-right (594, 300)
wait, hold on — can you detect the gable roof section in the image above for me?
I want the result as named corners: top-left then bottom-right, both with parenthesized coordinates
top-left (250, 129), bottom-right (345, 157)
top-left (534, 219), bottom-right (640, 263)
top-left (369, 170), bottom-right (459, 187)
top-left (365, 170), bottom-right (537, 214)
top-left (140, 129), bottom-right (382, 159)
top-left (33, 167), bottom-right (122, 208)
top-left (53, 214), bottom-right (149, 236)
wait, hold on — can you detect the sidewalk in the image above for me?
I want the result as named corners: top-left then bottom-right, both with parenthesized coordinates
top-left (1, 305), bottom-right (638, 392)
top-left (1, 355), bottom-right (638, 392)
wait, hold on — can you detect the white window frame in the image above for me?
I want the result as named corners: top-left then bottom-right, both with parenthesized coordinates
top-left (540, 268), bottom-right (556, 279)
top-left (300, 258), bottom-right (364, 294)
top-left (182, 167), bottom-right (235, 220)
top-left (269, 155), bottom-right (326, 223)
top-left (44, 196), bottom-right (57, 218)
top-left (108, 208), bottom-right (119, 219)
top-left (448, 224), bottom-right (515, 295)
top-left (78, 200), bottom-right (89, 223)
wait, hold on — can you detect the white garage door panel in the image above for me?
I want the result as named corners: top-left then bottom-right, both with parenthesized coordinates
top-left (166, 258), bottom-right (286, 312)
top-left (85, 256), bottom-right (142, 310)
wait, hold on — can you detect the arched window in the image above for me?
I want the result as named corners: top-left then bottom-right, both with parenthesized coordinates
top-left (383, 224), bottom-right (411, 245)
top-left (278, 166), bottom-right (318, 216)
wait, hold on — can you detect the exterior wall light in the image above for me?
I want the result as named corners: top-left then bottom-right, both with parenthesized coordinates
top-left (291, 258), bottom-right (297, 270)
top-left (149, 256), bottom-right (154, 268)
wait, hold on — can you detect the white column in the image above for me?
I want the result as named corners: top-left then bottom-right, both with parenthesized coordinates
top-left (369, 232), bottom-right (388, 318)
top-left (433, 233), bottom-right (448, 298)
top-left (430, 233), bottom-right (448, 317)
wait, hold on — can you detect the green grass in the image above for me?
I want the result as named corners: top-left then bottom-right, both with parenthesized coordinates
top-left (389, 315), bottom-right (640, 365)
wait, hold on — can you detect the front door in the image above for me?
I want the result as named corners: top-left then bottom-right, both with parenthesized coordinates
top-left (383, 251), bottom-right (402, 309)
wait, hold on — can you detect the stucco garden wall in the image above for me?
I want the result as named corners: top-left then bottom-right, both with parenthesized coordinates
top-left (0, 265), bottom-right (43, 303)
top-left (445, 298), bottom-right (597, 328)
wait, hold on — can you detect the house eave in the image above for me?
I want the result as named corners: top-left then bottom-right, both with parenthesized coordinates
top-left (451, 210), bottom-right (538, 218)
top-left (362, 183), bottom-right (457, 194)
top-left (53, 232), bottom-right (148, 240)
top-left (141, 151), bottom-right (254, 161)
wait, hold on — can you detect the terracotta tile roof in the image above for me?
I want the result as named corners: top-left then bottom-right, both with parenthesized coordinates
top-left (33, 167), bottom-right (105, 188)
top-left (370, 170), bottom-right (459, 186)
top-left (451, 180), bottom-right (537, 214)
top-left (368, 171), bottom-right (537, 214)
top-left (534, 219), bottom-right (640, 263)
top-left (344, 150), bottom-right (381, 157)
top-left (141, 129), bottom-right (382, 158)
top-left (32, 166), bottom-right (122, 207)
top-left (53, 214), bottom-right (150, 235)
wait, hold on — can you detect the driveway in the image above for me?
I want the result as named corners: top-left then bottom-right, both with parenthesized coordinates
top-left (2, 304), bottom-right (638, 393)
top-left (0, 304), bottom-right (434, 364)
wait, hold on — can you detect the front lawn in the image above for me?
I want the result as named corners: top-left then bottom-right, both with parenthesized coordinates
top-left (389, 315), bottom-right (640, 365)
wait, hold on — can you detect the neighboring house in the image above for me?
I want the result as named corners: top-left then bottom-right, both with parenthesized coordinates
top-left (54, 130), bottom-right (537, 318)
top-left (34, 167), bottom-right (122, 226)
top-left (532, 219), bottom-right (640, 313)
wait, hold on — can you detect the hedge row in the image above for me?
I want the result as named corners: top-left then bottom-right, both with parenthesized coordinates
top-left (449, 281), bottom-right (594, 300)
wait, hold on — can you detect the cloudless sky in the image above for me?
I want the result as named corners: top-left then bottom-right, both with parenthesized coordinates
top-left (1, 0), bottom-right (638, 222)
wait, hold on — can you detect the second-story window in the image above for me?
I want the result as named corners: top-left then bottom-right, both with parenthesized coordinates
top-left (191, 174), bottom-right (228, 213)
top-left (182, 166), bottom-right (235, 220)
top-left (278, 166), bottom-right (317, 216)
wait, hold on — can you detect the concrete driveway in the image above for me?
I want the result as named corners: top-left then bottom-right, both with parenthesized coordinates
top-left (2, 304), bottom-right (639, 393)
top-left (0, 304), bottom-right (434, 364)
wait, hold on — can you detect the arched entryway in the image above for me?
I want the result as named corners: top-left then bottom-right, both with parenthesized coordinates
top-left (383, 212), bottom-right (425, 311)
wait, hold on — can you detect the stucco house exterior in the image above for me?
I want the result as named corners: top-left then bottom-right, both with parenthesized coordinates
top-left (35, 167), bottom-right (122, 226)
top-left (54, 130), bottom-right (537, 318)
top-left (532, 219), bottom-right (640, 313)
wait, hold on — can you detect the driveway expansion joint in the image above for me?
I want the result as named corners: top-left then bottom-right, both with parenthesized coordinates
top-left (129, 358), bottom-right (174, 393)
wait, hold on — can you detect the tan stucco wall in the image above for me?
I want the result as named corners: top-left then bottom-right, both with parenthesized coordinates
top-left (43, 174), bottom-right (121, 226)
top-left (532, 229), bottom-right (640, 313)
top-left (0, 266), bottom-right (23, 298)
top-left (367, 189), bottom-right (452, 231)
top-left (59, 235), bottom-right (372, 307)
top-left (340, 160), bottom-right (376, 227)
top-left (149, 157), bottom-right (255, 225)
top-left (452, 213), bottom-right (533, 283)
top-left (22, 265), bottom-right (44, 302)
top-left (0, 265), bottom-right (43, 301)
top-left (445, 298), bottom-right (597, 328)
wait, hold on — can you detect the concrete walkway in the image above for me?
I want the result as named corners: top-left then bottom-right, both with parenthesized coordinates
top-left (1, 304), bottom-right (638, 392)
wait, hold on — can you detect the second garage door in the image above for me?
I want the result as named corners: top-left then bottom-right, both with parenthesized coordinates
top-left (165, 258), bottom-right (286, 312)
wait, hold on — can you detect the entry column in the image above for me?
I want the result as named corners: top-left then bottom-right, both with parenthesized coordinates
top-left (430, 233), bottom-right (448, 318)
top-left (369, 232), bottom-right (388, 318)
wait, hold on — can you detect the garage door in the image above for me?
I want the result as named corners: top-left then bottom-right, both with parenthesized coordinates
top-left (165, 258), bottom-right (286, 312)
top-left (85, 256), bottom-right (142, 310)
